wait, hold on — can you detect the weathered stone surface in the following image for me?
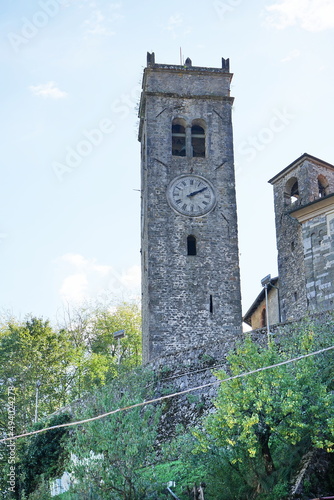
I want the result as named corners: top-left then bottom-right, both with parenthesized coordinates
top-left (269, 154), bottom-right (334, 322)
top-left (150, 310), bottom-right (334, 440)
top-left (139, 55), bottom-right (242, 364)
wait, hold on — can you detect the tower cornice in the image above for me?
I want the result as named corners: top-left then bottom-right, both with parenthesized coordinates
top-left (268, 153), bottom-right (334, 185)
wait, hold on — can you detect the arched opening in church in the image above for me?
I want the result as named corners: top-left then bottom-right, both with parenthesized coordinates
top-left (284, 177), bottom-right (299, 205)
top-left (172, 118), bottom-right (186, 156)
top-left (318, 174), bottom-right (329, 198)
top-left (191, 120), bottom-right (206, 158)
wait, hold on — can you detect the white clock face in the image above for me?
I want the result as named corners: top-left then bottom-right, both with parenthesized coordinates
top-left (167, 174), bottom-right (216, 217)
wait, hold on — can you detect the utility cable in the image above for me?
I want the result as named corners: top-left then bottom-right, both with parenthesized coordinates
top-left (1, 345), bottom-right (333, 444)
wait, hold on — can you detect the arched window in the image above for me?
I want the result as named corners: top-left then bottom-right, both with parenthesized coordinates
top-left (284, 177), bottom-right (299, 205)
top-left (172, 118), bottom-right (186, 156)
top-left (187, 235), bottom-right (197, 255)
top-left (318, 174), bottom-right (329, 198)
top-left (191, 121), bottom-right (205, 157)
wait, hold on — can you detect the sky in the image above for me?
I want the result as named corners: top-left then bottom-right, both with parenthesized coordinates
top-left (1, 0), bottom-right (334, 324)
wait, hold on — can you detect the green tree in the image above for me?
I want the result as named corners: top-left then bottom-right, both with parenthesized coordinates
top-left (66, 368), bottom-right (160, 499)
top-left (0, 317), bottom-right (75, 498)
top-left (0, 301), bottom-right (142, 498)
top-left (194, 328), bottom-right (334, 498)
top-left (18, 412), bottom-right (71, 498)
top-left (91, 301), bottom-right (142, 369)
top-left (0, 317), bottom-right (75, 432)
top-left (60, 300), bottom-right (142, 398)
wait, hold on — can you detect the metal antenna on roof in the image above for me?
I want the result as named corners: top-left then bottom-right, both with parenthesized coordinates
top-left (180, 47), bottom-right (183, 65)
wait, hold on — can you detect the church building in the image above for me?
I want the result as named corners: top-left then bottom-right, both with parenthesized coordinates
top-left (138, 53), bottom-right (242, 363)
top-left (138, 53), bottom-right (334, 361)
top-left (269, 153), bottom-right (334, 322)
top-left (246, 153), bottom-right (334, 328)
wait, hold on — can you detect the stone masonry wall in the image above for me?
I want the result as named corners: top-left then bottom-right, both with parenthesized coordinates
top-left (303, 212), bottom-right (334, 312)
top-left (150, 310), bottom-right (334, 440)
top-left (271, 158), bottom-right (334, 322)
top-left (139, 60), bottom-right (242, 364)
top-left (148, 329), bottom-right (268, 439)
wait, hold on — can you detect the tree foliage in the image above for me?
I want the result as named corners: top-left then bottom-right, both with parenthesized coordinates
top-left (194, 324), bottom-right (334, 498)
top-left (18, 412), bottom-right (72, 497)
top-left (1, 308), bottom-right (333, 499)
top-left (0, 317), bottom-right (74, 434)
top-left (59, 300), bottom-right (142, 398)
top-left (0, 300), bottom-right (142, 498)
top-left (66, 368), bottom-right (161, 499)
top-left (0, 301), bottom-right (141, 433)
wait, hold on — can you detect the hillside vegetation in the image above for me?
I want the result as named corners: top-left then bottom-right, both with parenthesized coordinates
top-left (0, 304), bottom-right (333, 499)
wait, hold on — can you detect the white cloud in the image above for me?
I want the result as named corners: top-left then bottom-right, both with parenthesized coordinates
top-left (165, 13), bottom-right (192, 39)
top-left (60, 253), bottom-right (88, 267)
top-left (83, 6), bottom-right (122, 36)
top-left (120, 265), bottom-right (141, 289)
top-left (29, 82), bottom-right (68, 99)
top-left (166, 13), bottom-right (183, 30)
top-left (83, 10), bottom-right (113, 35)
top-left (265, 0), bottom-right (334, 32)
top-left (56, 253), bottom-right (140, 305)
top-left (60, 273), bottom-right (88, 304)
top-left (281, 48), bottom-right (301, 62)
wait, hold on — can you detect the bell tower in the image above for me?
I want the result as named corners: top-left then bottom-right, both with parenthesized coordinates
top-left (138, 53), bottom-right (242, 364)
top-left (269, 153), bottom-right (334, 322)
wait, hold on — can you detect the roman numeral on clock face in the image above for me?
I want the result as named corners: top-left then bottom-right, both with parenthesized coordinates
top-left (167, 175), bottom-right (216, 216)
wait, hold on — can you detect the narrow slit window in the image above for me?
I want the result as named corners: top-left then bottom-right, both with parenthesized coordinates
top-left (210, 295), bottom-right (213, 313)
top-left (191, 124), bottom-right (205, 158)
top-left (187, 235), bottom-right (197, 255)
top-left (172, 120), bottom-right (186, 157)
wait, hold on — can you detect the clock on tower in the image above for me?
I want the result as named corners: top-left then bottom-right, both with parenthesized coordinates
top-left (138, 53), bottom-right (242, 364)
top-left (167, 174), bottom-right (216, 217)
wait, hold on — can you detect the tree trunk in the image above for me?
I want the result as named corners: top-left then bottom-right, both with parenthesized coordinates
top-left (259, 432), bottom-right (275, 476)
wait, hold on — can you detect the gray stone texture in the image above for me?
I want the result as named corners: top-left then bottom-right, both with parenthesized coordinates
top-left (138, 57), bottom-right (242, 364)
top-left (269, 155), bottom-right (334, 322)
top-left (303, 211), bottom-right (334, 312)
top-left (152, 310), bottom-right (334, 440)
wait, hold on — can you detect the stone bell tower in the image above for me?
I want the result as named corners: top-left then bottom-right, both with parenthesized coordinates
top-left (269, 153), bottom-right (334, 322)
top-left (138, 53), bottom-right (242, 364)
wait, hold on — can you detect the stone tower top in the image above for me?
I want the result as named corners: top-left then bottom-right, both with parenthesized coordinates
top-left (268, 152), bottom-right (334, 207)
top-left (146, 51), bottom-right (230, 72)
top-left (138, 53), bottom-right (233, 142)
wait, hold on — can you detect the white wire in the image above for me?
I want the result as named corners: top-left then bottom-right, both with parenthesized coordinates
top-left (1, 345), bottom-right (333, 443)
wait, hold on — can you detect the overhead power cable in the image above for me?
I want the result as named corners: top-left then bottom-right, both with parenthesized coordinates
top-left (1, 345), bottom-right (333, 444)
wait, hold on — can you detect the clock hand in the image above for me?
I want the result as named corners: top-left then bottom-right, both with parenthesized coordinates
top-left (187, 186), bottom-right (208, 197)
